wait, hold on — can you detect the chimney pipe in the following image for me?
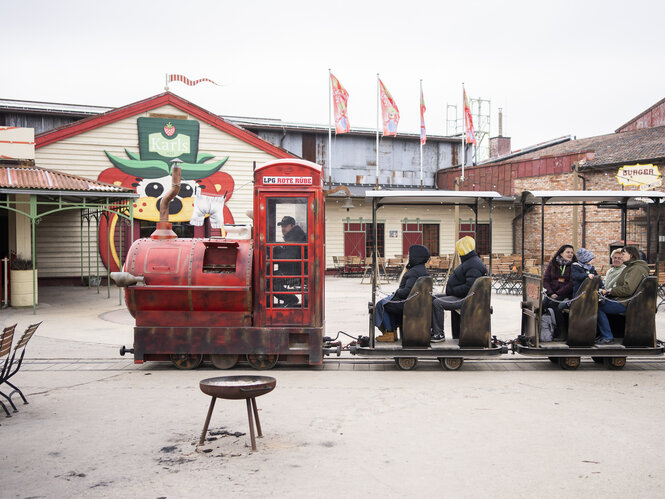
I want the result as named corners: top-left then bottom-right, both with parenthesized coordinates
top-left (151, 158), bottom-right (183, 240)
top-left (498, 108), bottom-right (503, 137)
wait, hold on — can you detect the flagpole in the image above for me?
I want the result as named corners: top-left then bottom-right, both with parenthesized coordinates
top-left (419, 79), bottom-right (423, 191)
top-left (376, 73), bottom-right (380, 190)
top-left (328, 69), bottom-right (332, 187)
top-left (165, 73), bottom-right (169, 91)
top-left (461, 83), bottom-right (466, 181)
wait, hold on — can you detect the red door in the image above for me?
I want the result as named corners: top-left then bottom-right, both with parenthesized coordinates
top-left (344, 223), bottom-right (365, 258)
top-left (402, 223), bottom-right (423, 256)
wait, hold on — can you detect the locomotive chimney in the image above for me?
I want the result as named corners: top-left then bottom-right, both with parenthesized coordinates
top-left (151, 158), bottom-right (183, 240)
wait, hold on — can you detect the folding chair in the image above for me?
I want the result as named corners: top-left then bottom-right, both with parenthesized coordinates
top-left (0, 324), bottom-right (17, 417)
top-left (1, 322), bottom-right (41, 412)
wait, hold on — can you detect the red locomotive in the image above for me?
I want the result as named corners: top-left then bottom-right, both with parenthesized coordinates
top-left (114, 159), bottom-right (326, 369)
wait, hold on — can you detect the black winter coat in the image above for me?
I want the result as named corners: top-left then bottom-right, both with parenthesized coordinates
top-left (393, 245), bottom-right (431, 300)
top-left (571, 262), bottom-right (601, 296)
top-left (393, 264), bottom-right (430, 300)
top-left (276, 225), bottom-right (306, 275)
top-left (445, 250), bottom-right (487, 298)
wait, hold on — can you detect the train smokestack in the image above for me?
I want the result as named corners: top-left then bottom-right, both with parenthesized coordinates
top-left (151, 158), bottom-right (183, 240)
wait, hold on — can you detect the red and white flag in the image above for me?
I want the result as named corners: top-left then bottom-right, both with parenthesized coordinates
top-left (420, 86), bottom-right (426, 145)
top-left (167, 74), bottom-right (221, 87)
top-left (463, 88), bottom-right (477, 146)
top-left (379, 79), bottom-right (400, 136)
top-left (330, 73), bottom-right (350, 133)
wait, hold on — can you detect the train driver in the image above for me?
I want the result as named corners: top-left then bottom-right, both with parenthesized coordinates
top-left (274, 216), bottom-right (307, 306)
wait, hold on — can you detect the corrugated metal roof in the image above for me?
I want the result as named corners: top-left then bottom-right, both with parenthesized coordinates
top-left (0, 164), bottom-right (135, 195)
top-left (482, 126), bottom-right (665, 169)
top-left (226, 116), bottom-right (461, 142)
top-left (0, 98), bottom-right (112, 116)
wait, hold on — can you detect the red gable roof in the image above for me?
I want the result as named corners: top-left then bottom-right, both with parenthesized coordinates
top-left (35, 92), bottom-right (295, 159)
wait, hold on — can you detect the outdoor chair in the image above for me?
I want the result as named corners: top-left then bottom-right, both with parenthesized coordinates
top-left (1, 322), bottom-right (41, 414)
top-left (332, 256), bottom-right (348, 277)
top-left (0, 324), bottom-right (17, 417)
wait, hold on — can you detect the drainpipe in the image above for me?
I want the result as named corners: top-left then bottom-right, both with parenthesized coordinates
top-left (1, 257), bottom-right (7, 308)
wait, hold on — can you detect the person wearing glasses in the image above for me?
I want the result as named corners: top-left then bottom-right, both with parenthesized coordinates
top-left (603, 248), bottom-right (626, 289)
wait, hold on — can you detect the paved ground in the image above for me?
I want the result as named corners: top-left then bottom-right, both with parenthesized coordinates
top-left (2, 277), bottom-right (665, 498)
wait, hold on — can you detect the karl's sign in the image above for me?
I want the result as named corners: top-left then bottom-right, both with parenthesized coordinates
top-left (617, 164), bottom-right (661, 190)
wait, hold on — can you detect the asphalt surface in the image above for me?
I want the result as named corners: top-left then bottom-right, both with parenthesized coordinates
top-left (2, 277), bottom-right (665, 498)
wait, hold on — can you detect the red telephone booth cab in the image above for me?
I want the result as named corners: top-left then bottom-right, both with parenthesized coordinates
top-left (252, 159), bottom-right (325, 359)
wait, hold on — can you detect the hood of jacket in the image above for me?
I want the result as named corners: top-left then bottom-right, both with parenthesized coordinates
top-left (406, 244), bottom-right (430, 269)
top-left (625, 258), bottom-right (649, 273)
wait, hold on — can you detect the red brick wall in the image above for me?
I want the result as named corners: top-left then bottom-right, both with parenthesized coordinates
top-left (513, 170), bottom-right (654, 263)
top-left (437, 151), bottom-right (591, 195)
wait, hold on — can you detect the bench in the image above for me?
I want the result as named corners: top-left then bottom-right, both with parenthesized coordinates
top-left (401, 276), bottom-right (433, 348)
top-left (452, 276), bottom-right (492, 348)
top-left (566, 276), bottom-right (601, 347)
top-left (621, 276), bottom-right (657, 347)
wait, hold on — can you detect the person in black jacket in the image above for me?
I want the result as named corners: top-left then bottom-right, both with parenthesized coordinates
top-left (431, 236), bottom-right (487, 341)
top-left (274, 216), bottom-right (306, 306)
top-left (374, 244), bottom-right (430, 342)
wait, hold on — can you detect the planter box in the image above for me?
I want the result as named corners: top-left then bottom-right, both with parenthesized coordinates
top-left (10, 269), bottom-right (38, 307)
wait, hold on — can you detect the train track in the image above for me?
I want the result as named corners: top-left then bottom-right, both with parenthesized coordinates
top-left (19, 357), bottom-right (665, 372)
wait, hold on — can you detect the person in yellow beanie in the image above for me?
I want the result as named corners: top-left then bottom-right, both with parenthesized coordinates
top-left (431, 236), bottom-right (487, 342)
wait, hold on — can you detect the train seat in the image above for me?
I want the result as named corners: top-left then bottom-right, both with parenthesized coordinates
top-left (453, 276), bottom-right (492, 348)
top-left (401, 276), bottom-right (433, 348)
top-left (566, 276), bottom-right (601, 347)
top-left (614, 276), bottom-right (657, 347)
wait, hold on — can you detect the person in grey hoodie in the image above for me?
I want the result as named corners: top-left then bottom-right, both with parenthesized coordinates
top-left (595, 246), bottom-right (649, 344)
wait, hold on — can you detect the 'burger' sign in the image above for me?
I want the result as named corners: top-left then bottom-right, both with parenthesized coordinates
top-left (617, 164), bottom-right (661, 190)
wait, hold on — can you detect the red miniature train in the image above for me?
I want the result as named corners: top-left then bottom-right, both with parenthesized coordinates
top-left (114, 159), bottom-right (327, 369)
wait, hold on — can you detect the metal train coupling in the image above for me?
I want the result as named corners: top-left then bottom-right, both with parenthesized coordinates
top-left (491, 336), bottom-right (510, 354)
top-left (119, 345), bottom-right (134, 356)
top-left (322, 339), bottom-right (342, 357)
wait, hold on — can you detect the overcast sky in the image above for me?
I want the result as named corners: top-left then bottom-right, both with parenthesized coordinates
top-left (4, 0), bottom-right (664, 150)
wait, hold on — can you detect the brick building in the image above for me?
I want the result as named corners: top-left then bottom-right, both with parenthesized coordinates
top-left (436, 100), bottom-right (665, 263)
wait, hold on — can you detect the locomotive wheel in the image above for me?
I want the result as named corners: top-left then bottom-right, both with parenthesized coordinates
top-left (591, 356), bottom-right (605, 365)
top-left (210, 354), bottom-right (239, 370)
top-left (604, 357), bottom-right (626, 370)
top-left (440, 357), bottom-right (464, 371)
top-left (246, 354), bottom-right (279, 370)
top-left (394, 357), bottom-right (418, 370)
top-left (558, 357), bottom-right (580, 370)
top-left (170, 354), bottom-right (203, 370)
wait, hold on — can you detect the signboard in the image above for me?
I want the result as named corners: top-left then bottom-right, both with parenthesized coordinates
top-left (263, 176), bottom-right (313, 185)
top-left (137, 117), bottom-right (199, 162)
top-left (0, 127), bottom-right (35, 160)
top-left (617, 164), bottom-right (661, 190)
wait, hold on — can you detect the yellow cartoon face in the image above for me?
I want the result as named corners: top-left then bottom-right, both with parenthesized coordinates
top-left (132, 176), bottom-right (199, 222)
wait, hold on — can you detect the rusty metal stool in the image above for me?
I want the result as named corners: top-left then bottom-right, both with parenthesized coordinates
top-left (198, 376), bottom-right (276, 451)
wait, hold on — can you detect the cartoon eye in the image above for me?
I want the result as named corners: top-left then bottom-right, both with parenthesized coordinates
top-left (178, 183), bottom-right (194, 198)
top-left (145, 182), bottom-right (164, 198)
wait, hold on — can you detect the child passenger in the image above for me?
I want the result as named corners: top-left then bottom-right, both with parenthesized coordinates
top-left (570, 248), bottom-right (601, 296)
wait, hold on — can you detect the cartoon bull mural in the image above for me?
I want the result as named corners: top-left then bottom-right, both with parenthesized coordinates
top-left (97, 117), bottom-right (235, 272)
